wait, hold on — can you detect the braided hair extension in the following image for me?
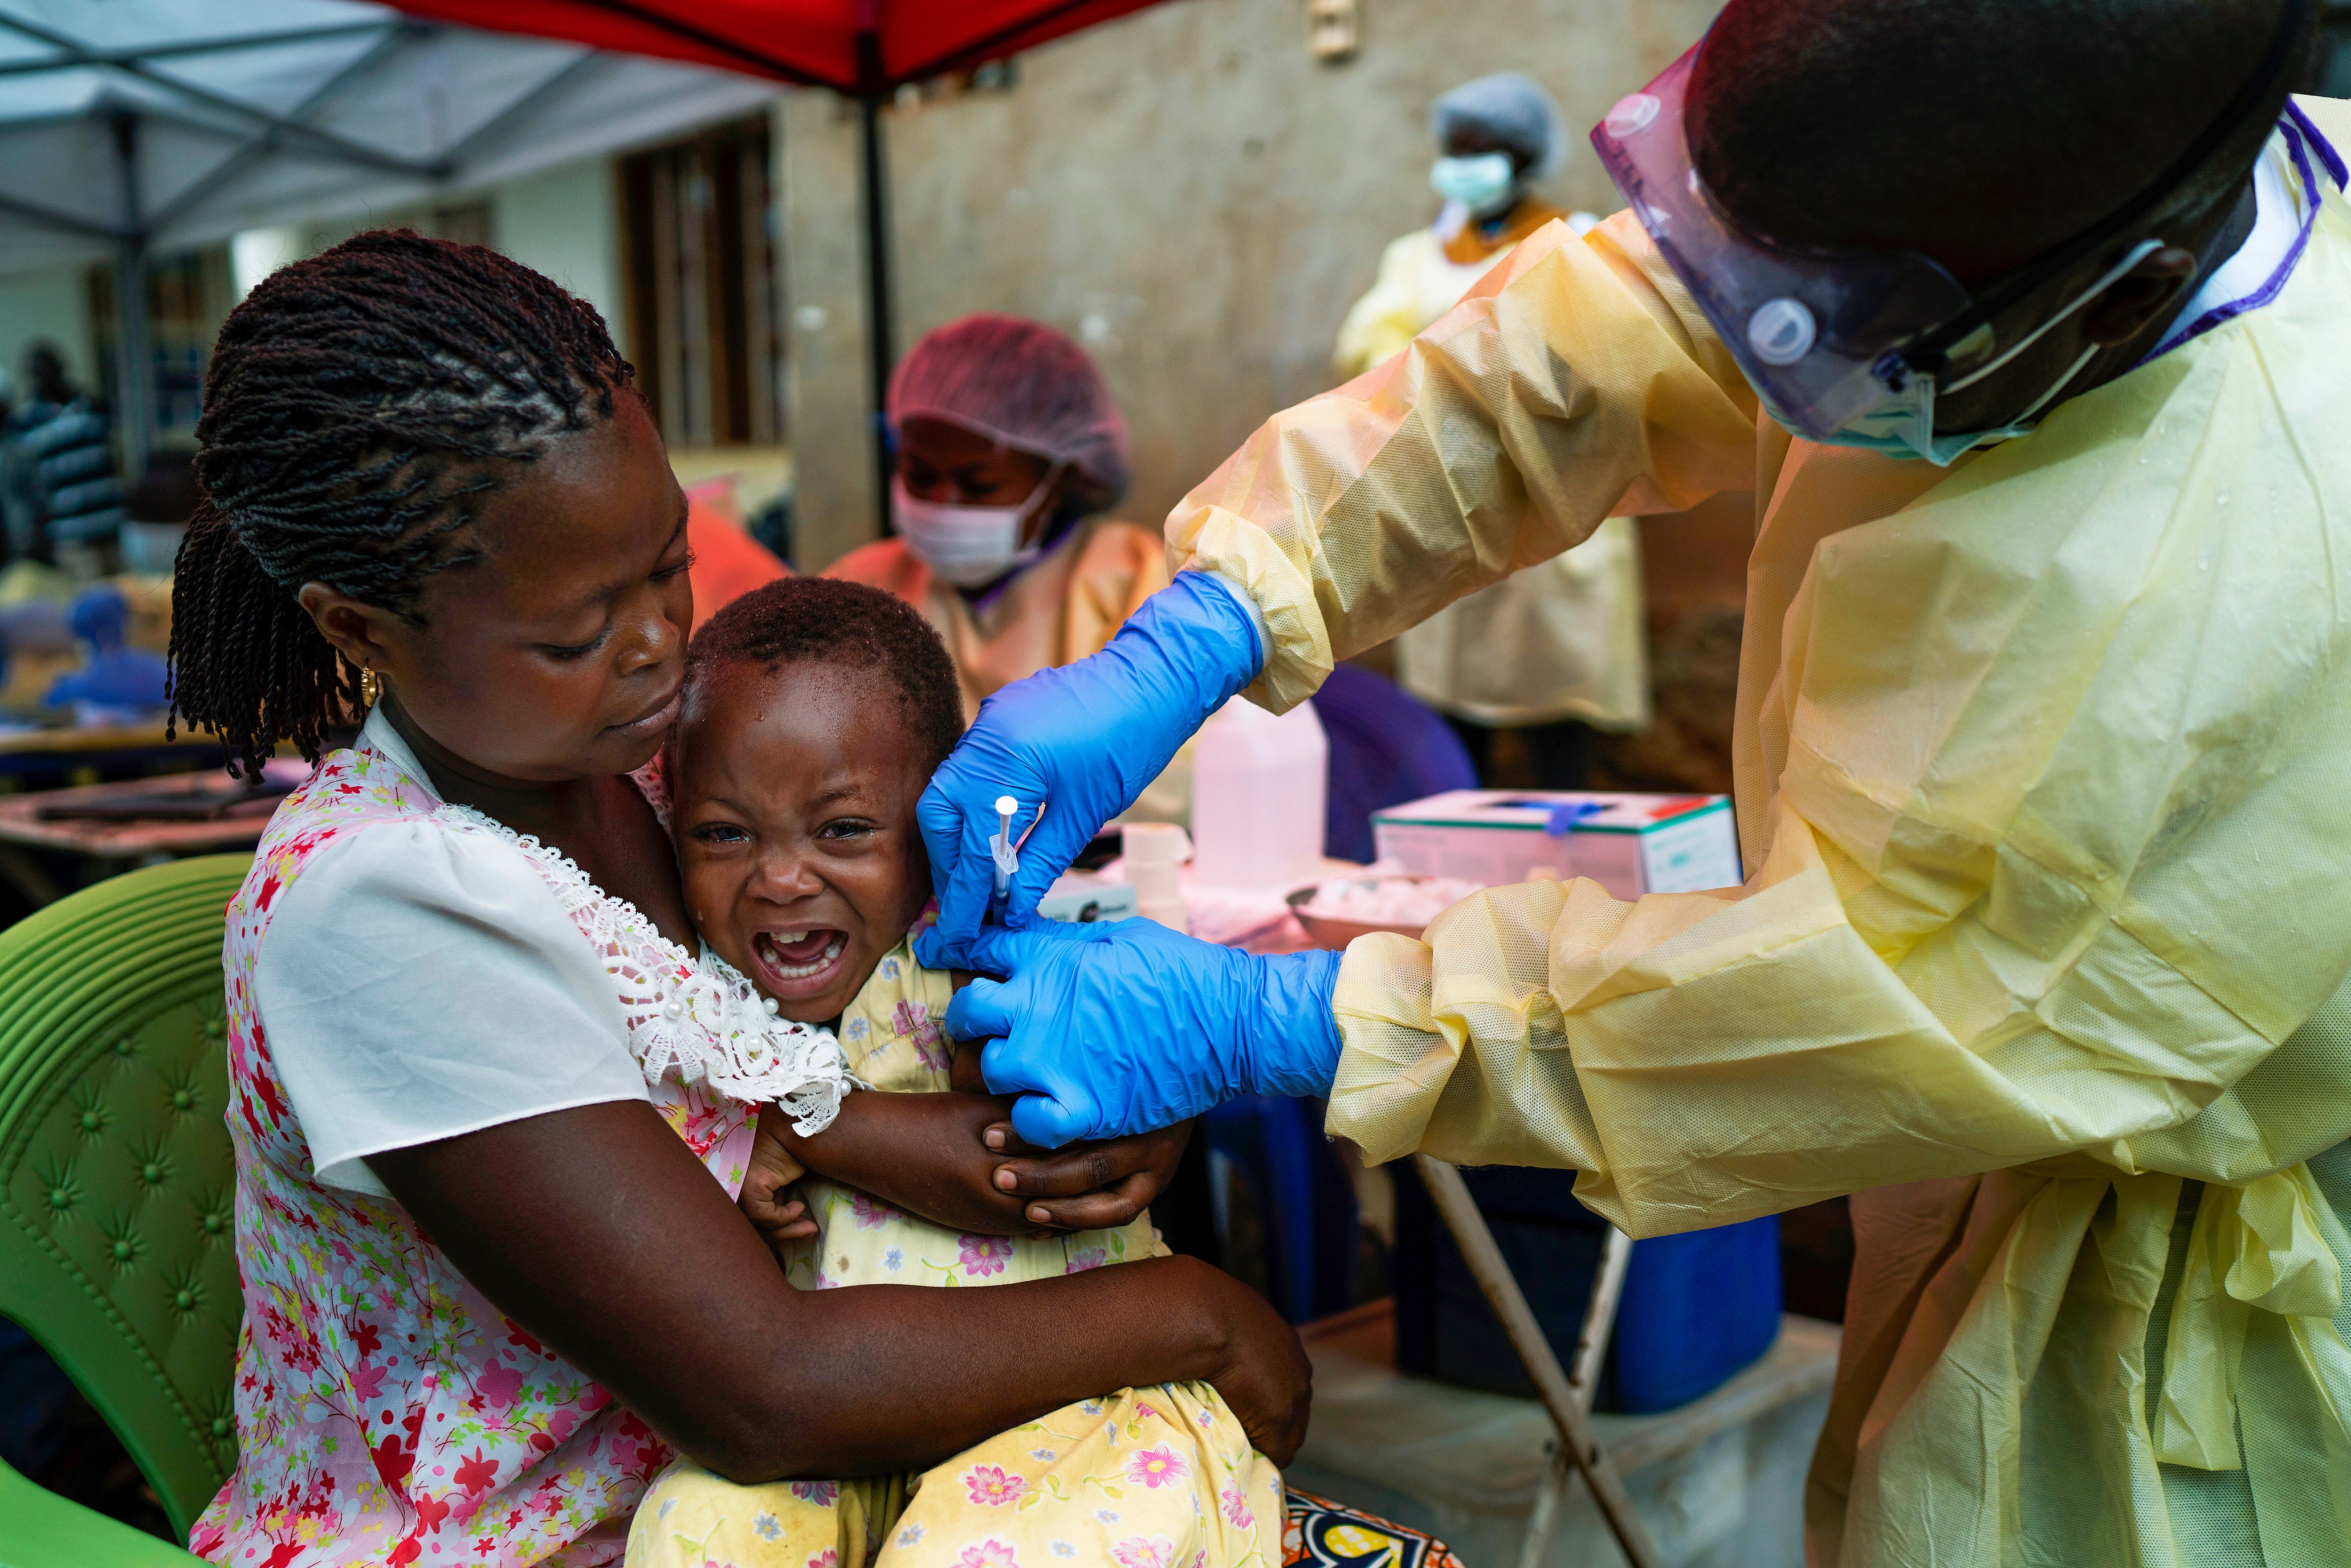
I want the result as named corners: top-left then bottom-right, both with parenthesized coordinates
top-left (168, 230), bottom-right (634, 777)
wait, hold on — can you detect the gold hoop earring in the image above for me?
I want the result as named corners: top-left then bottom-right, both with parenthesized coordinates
top-left (359, 668), bottom-right (382, 708)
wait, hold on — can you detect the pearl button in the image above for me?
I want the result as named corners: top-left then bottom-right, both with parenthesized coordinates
top-left (662, 1001), bottom-right (683, 1020)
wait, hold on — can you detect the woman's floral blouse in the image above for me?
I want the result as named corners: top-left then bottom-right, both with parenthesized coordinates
top-left (191, 728), bottom-right (832, 1568)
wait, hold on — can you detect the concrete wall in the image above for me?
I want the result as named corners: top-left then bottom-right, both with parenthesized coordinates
top-left (491, 157), bottom-right (625, 348)
top-left (0, 263), bottom-right (98, 397)
top-left (780, 0), bottom-right (1723, 570)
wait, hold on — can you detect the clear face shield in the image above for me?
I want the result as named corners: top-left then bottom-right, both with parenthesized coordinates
top-left (1589, 3), bottom-right (2305, 465)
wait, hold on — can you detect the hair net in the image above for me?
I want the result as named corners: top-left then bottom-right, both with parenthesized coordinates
top-left (1429, 71), bottom-right (1567, 181)
top-left (887, 314), bottom-right (1131, 513)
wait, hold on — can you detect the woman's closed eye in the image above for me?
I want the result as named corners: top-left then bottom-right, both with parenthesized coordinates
top-left (540, 626), bottom-right (610, 661)
top-left (540, 547), bottom-right (691, 658)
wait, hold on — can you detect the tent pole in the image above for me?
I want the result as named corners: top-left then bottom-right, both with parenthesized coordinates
top-left (108, 111), bottom-right (156, 484)
top-left (854, 10), bottom-right (895, 539)
top-left (857, 89), bottom-right (894, 537)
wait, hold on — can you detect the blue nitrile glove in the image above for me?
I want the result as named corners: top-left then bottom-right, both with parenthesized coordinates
top-left (915, 570), bottom-right (1265, 966)
top-left (943, 917), bottom-right (1343, 1148)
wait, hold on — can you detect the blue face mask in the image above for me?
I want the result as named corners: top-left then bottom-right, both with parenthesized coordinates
top-left (1430, 152), bottom-right (1516, 215)
top-left (1804, 239), bottom-right (2163, 466)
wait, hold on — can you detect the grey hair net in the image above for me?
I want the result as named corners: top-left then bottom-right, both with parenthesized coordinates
top-left (887, 313), bottom-right (1131, 513)
top-left (1429, 71), bottom-right (1568, 181)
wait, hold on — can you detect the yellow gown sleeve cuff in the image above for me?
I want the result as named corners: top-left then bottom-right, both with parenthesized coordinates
top-left (1170, 506), bottom-right (1331, 713)
top-left (1326, 932), bottom-right (1450, 1167)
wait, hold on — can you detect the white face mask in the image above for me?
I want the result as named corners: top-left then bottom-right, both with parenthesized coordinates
top-left (1430, 152), bottom-right (1517, 216)
top-left (892, 470), bottom-right (1061, 588)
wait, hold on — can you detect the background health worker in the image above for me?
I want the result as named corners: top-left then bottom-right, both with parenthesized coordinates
top-left (923, 1), bottom-right (2351, 1562)
top-left (829, 313), bottom-right (1190, 819)
top-left (1335, 71), bottom-right (1646, 789)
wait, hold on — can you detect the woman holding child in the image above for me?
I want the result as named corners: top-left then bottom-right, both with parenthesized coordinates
top-left (169, 234), bottom-right (1316, 1568)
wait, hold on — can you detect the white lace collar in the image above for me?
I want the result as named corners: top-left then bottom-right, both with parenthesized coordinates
top-left (353, 706), bottom-right (855, 1134)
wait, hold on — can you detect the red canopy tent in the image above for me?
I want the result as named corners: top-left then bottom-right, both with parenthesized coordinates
top-left (383, 1), bottom-right (1170, 91)
top-left (386, 0), bottom-right (1179, 528)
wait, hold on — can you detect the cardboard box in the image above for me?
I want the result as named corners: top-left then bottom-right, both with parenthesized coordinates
top-left (1371, 790), bottom-right (1742, 899)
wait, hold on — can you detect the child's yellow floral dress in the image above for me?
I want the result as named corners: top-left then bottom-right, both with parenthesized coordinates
top-left (626, 940), bottom-right (1285, 1568)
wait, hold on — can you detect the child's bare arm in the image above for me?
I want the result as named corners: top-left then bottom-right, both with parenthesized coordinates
top-left (949, 1043), bottom-right (989, 1095)
top-left (948, 968), bottom-right (987, 1093)
top-left (777, 970), bottom-right (1184, 1234)
top-left (781, 1089), bottom-right (1046, 1235)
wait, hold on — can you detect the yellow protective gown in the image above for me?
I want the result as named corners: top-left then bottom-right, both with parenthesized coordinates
top-left (1166, 105), bottom-right (2351, 1567)
top-left (1335, 203), bottom-right (1649, 734)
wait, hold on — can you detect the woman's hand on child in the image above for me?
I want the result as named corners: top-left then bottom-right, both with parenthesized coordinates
top-left (740, 1103), bottom-right (820, 1260)
top-left (980, 1117), bottom-right (1195, 1231)
top-left (1185, 1260), bottom-right (1314, 1465)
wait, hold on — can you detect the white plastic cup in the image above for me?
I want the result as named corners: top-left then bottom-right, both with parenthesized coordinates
top-left (1122, 822), bottom-right (1191, 933)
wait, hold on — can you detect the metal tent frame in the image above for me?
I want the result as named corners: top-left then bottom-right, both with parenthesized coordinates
top-left (0, 1), bottom-right (778, 475)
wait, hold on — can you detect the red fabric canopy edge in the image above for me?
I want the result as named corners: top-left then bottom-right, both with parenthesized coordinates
top-left (385, 0), bottom-right (1175, 94)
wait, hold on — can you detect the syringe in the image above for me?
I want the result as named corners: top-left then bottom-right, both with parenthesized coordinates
top-left (989, 795), bottom-right (1020, 921)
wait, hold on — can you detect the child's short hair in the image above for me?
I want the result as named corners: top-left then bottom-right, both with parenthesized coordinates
top-left (685, 578), bottom-right (965, 773)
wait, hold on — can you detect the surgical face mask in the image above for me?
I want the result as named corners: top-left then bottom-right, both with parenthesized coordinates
top-left (893, 471), bottom-right (1060, 588)
top-left (1430, 152), bottom-right (1516, 214)
top-left (1809, 239), bottom-right (2163, 465)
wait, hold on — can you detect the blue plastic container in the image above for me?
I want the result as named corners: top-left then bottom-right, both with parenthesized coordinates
top-left (1609, 1215), bottom-right (1783, 1412)
top-left (1391, 1163), bottom-right (1780, 1414)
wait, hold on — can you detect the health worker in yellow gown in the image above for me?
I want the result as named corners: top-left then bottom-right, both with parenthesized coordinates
top-left (1335, 71), bottom-right (1645, 785)
top-left (915, 1), bottom-right (2351, 1563)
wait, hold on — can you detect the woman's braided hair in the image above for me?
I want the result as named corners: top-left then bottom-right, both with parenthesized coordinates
top-left (169, 229), bottom-right (633, 777)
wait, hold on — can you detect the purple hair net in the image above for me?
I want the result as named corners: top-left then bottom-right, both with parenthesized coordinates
top-left (886, 314), bottom-right (1132, 513)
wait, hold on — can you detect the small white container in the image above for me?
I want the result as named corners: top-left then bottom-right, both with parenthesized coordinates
top-left (1190, 697), bottom-right (1327, 890)
top-left (1121, 822), bottom-right (1192, 933)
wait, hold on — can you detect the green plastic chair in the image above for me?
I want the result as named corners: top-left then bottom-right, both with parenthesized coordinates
top-left (0, 855), bottom-right (254, 1566)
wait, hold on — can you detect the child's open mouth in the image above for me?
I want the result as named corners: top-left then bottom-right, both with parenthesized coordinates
top-left (751, 927), bottom-right (850, 999)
